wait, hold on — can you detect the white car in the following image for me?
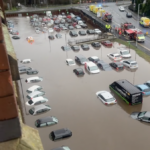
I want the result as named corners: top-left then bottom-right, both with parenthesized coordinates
top-left (27, 91), bottom-right (45, 99)
top-left (84, 62), bottom-right (100, 74)
top-left (26, 96), bottom-right (48, 106)
top-left (121, 60), bottom-right (138, 69)
top-left (107, 53), bottom-right (122, 61)
top-left (96, 91), bottom-right (117, 105)
top-left (94, 29), bottom-right (102, 34)
top-left (25, 76), bottom-right (43, 83)
top-left (48, 28), bottom-right (54, 33)
top-left (35, 28), bottom-right (41, 34)
top-left (70, 13), bottom-right (75, 18)
top-left (119, 6), bottom-right (125, 11)
top-left (27, 85), bottom-right (42, 93)
top-left (75, 25), bottom-right (82, 29)
top-left (57, 15), bottom-right (62, 20)
top-left (120, 50), bottom-right (131, 58)
top-left (21, 59), bottom-right (31, 64)
top-left (66, 59), bottom-right (76, 66)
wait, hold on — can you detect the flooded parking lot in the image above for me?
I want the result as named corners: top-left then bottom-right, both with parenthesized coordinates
top-left (10, 17), bottom-right (150, 150)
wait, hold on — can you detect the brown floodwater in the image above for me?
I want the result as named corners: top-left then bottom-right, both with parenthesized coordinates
top-left (10, 17), bottom-right (150, 150)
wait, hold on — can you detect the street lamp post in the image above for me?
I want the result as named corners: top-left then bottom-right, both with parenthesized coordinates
top-left (136, 3), bottom-right (142, 47)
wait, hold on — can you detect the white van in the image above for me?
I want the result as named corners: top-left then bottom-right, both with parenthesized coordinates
top-left (26, 96), bottom-right (48, 106)
top-left (27, 91), bottom-right (45, 99)
top-left (25, 76), bottom-right (43, 83)
top-left (27, 85), bottom-right (42, 93)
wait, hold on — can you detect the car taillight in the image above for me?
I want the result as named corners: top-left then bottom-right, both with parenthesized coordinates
top-left (124, 66), bottom-right (125, 69)
top-left (114, 57), bottom-right (116, 59)
top-left (116, 67), bottom-right (118, 70)
top-left (129, 103), bottom-right (131, 105)
top-left (105, 103), bottom-right (108, 105)
top-left (115, 100), bottom-right (117, 102)
top-left (142, 92), bottom-right (145, 94)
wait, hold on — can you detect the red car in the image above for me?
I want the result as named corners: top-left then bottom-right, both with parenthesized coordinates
top-left (101, 40), bottom-right (112, 47)
top-left (72, 22), bottom-right (77, 27)
top-left (54, 26), bottom-right (60, 32)
top-left (67, 15), bottom-right (71, 19)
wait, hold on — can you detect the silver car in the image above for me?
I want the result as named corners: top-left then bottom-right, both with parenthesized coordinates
top-left (29, 104), bottom-right (51, 116)
top-left (19, 66), bottom-right (32, 74)
top-left (27, 91), bottom-right (45, 99)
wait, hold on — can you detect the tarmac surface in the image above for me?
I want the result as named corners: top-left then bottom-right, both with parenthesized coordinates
top-left (10, 17), bottom-right (150, 150)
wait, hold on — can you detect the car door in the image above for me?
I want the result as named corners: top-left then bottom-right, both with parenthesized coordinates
top-left (141, 117), bottom-right (149, 122)
top-left (98, 94), bottom-right (105, 103)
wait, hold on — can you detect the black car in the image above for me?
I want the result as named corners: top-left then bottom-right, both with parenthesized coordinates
top-left (55, 33), bottom-right (62, 39)
top-left (126, 12), bottom-right (132, 18)
top-left (91, 42), bottom-right (101, 47)
top-left (69, 31), bottom-right (78, 37)
top-left (72, 18), bottom-right (78, 23)
top-left (81, 44), bottom-right (89, 50)
top-left (27, 69), bottom-right (38, 75)
top-left (87, 30), bottom-right (95, 34)
top-left (88, 56), bottom-right (100, 63)
top-left (97, 61), bottom-right (112, 71)
top-left (73, 68), bottom-right (85, 76)
top-left (71, 45), bottom-right (80, 51)
top-left (61, 46), bottom-right (71, 51)
top-left (78, 30), bottom-right (86, 36)
top-left (80, 23), bottom-right (88, 28)
top-left (48, 35), bottom-right (55, 40)
top-left (50, 128), bottom-right (72, 141)
top-left (68, 25), bottom-right (74, 30)
top-left (109, 62), bottom-right (124, 70)
top-left (12, 36), bottom-right (20, 39)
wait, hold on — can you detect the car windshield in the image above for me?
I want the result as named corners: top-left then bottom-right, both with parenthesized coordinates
top-left (122, 51), bottom-right (129, 54)
top-left (127, 25), bottom-right (134, 29)
top-left (64, 47), bottom-right (70, 50)
top-left (138, 112), bottom-right (146, 118)
top-left (80, 58), bottom-right (87, 62)
top-left (128, 13), bottom-right (132, 15)
top-left (144, 88), bottom-right (150, 92)
top-left (74, 46), bottom-right (79, 49)
top-left (28, 100), bottom-right (33, 104)
top-left (115, 55), bottom-right (121, 57)
top-left (81, 31), bottom-right (85, 33)
top-left (105, 97), bottom-right (115, 102)
top-left (83, 45), bottom-right (88, 48)
top-left (131, 62), bottom-right (137, 65)
top-left (94, 58), bottom-right (100, 62)
top-left (107, 15), bottom-right (112, 19)
top-left (29, 108), bottom-right (34, 115)
top-left (90, 66), bottom-right (98, 71)
top-left (137, 34), bottom-right (144, 37)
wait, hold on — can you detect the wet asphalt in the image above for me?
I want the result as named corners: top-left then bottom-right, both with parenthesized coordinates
top-left (10, 17), bottom-right (150, 150)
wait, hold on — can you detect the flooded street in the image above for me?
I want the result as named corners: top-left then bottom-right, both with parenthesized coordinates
top-left (10, 17), bottom-right (150, 150)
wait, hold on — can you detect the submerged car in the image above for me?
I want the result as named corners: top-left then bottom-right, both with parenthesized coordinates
top-left (27, 69), bottom-right (38, 75)
top-left (71, 45), bottom-right (80, 51)
top-left (12, 36), bottom-right (20, 39)
top-left (61, 46), bottom-right (71, 51)
top-left (120, 50), bottom-right (131, 58)
top-left (21, 59), bottom-right (31, 64)
top-left (131, 111), bottom-right (150, 123)
top-left (27, 91), bottom-right (45, 99)
top-left (81, 44), bottom-right (89, 50)
top-left (35, 116), bottom-right (58, 128)
top-left (107, 53), bottom-right (122, 61)
top-left (51, 146), bottom-right (70, 150)
top-left (87, 29), bottom-right (95, 34)
top-left (94, 29), bottom-right (101, 34)
top-left (55, 33), bottom-right (62, 39)
top-left (50, 128), bottom-right (72, 141)
top-left (121, 60), bottom-right (138, 69)
top-left (75, 54), bottom-right (88, 65)
top-left (88, 56), bottom-right (100, 63)
top-left (19, 66), bottom-right (32, 74)
top-left (109, 62), bottom-right (124, 71)
top-left (29, 104), bottom-right (51, 116)
top-left (75, 25), bottom-right (81, 29)
top-left (68, 25), bottom-right (74, 30)
top-left (96, 91), bottom-right (117, 105)
top-left (48, 35), bottom-right (55, 40)
top-left (27, 85), bottom-right (42, 93)
top-left (97, 61), bottom-right (112, 71)
top-left (25, 76), bottom-right (43, 83)
top-left (66, 59), bottom-right (76, 66)
top-left (26, 96), bottom-right (48, 106)
top-left (69, 30), bottom-right (78, 37)
top-left (73, 68), bottom-right (85, 76)
top-left (85, 62), bottom-right (100, 74)
top-left (91, 42), bottom-right (101, 48)
top-left (135, 84), bottom-right (150, 96)
top-left (78, 30), bottom-right (86, 36)
top-left (101, 40), bottom-right (112, 47)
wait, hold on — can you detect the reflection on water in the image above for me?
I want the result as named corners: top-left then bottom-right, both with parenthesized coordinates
top-left (10, 17), bottom-right (150, 150)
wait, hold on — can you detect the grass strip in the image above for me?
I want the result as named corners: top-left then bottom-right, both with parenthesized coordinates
top-left (114, 38), bottom-right (150, 63)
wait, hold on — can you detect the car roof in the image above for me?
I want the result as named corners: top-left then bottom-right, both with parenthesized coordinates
top-left (112, 52), bottom-right (120, 55)
top-left (66, 59), bottom-right (74, 61)
top-left (53, 128), bottom-right (69, 135)
top-left (31, 96), bottom-right (46, 102)
top-left (38, 116), bottom-right (54, 123)
top-left (27, 76), bottom-right (40, 80)
top-left (137, 84), bottom-right (149, 90)
top-left (28, 85), bottom-right (40, 91)
top-left (115, 79), bottom-right (141, 94)
top-left (91, 56), bottom-right (99, 59)
top-left (32, 104), bottom-right (49, 111)
top-left (23, 59), bottom-right (31, 61)
top-left (144, 112), bottom-right (150, 118)
top-left (126, 60), bottom-right (136, 63)
top-left (27, 69), bottom-right (37, 72)
top-left (86, 62), bottom-right (96, 67)
top-left (100, 91), bottom-right (113, 99)
top-left (115, 62), bottom-right (123, 65)
top-left (120, 50), bottom-right (129, 52)
top-left (28, 91), bottom-right (43, 97)
top-left (76, 54), bottom-right (85, 58)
